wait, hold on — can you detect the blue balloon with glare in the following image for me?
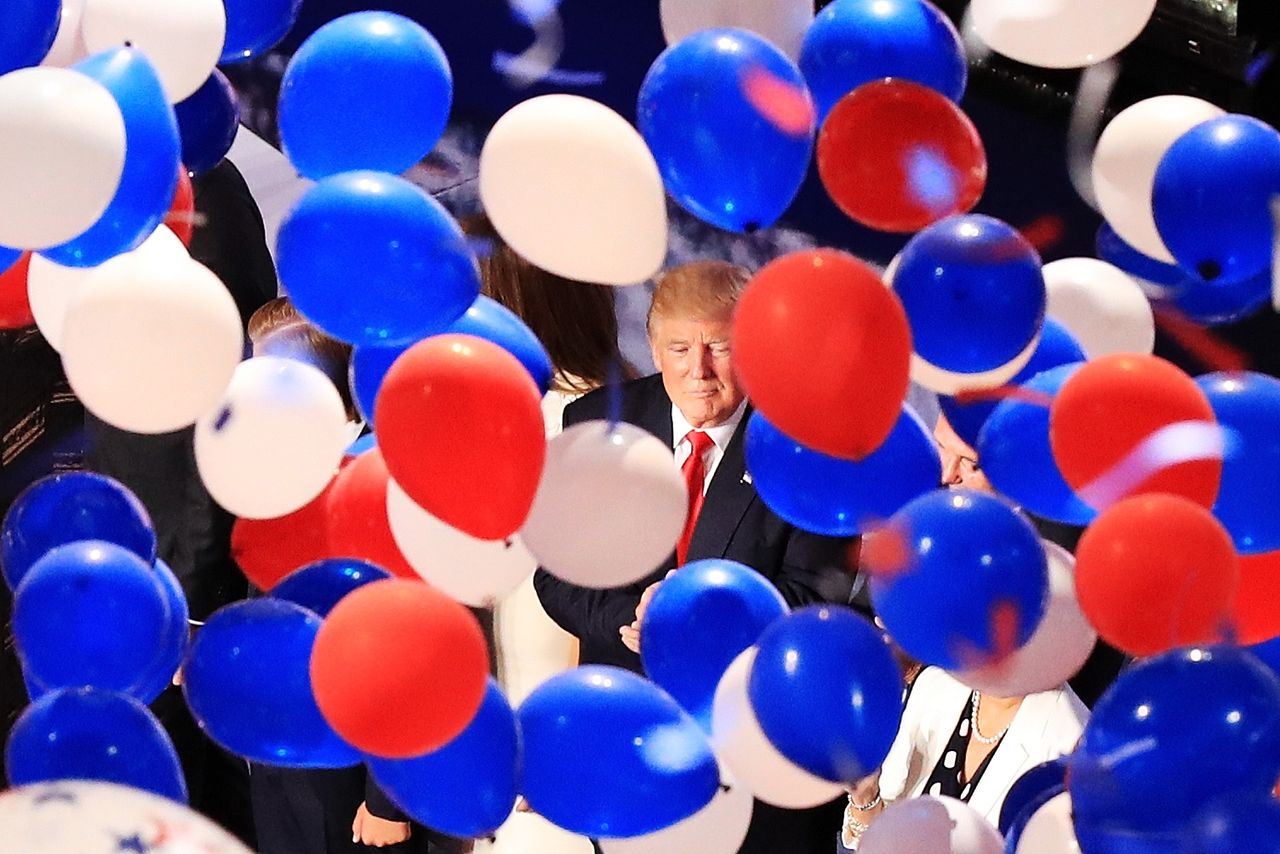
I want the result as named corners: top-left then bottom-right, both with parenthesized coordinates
top-left (276, 171), bottom-right (480, 346)
top-left (640, 559), bottom-right (788, 729)
top-left (1, 471), bottom-right (156, 590)
top-left (6, 688), bottom-right (187, 802)
top-left (1152, 114), bottom-right (1280, 286)
top-left (368, 679), bottom-right (519, 839)
top-left (279, 11), bottom-right (453, 180)
top-left (350, 295), bottom-right (552, 421)
top-left (894, 215), bottom-right (1046, 373)
top-left (1184, 795), bottom-right (1280, 854)
top-left (271, 558), bottom-right (390, 617)
top-left (0, 0), bottom-right (60, 75)
top-left (1251, 636), bottom-right (1280, 681)
top-left (1097, 223), bottom-right (1271, 325)
top-left (977, 363), bottom-right (1096, 527)
top-left (868, 489), bottom-right (1048, 670)
top-left (221, 0), bottom-right (303, 62)
top-left (518, 666), bottom-right (719, 838)
top-left (1196, 372), bottom-right (1280, 554)
top-left (43, 48), bottom-right (179, 267)
top-left (999, 756), bottom-right (1068, 837)
top-left (13, 541), bottom-right (169, 699)
top-left (800, 0), bottom-right (966, 120)
top-left (940, 319), bottom-right (1084, 447)
top-left (174, 69), bottom-right (241, 177)
top-left (637, 28), bottom-right (815, 233)
top-left (1070, 645), bottom-right (1280, 839)
top-left (748, 606), bottom-right (903, 782)
top-left (183, 598), bottom-right (360, 768)
top-left (131, 559), bottom-right (190, 704)
top-left (746, 408), bottom-right (941, 536)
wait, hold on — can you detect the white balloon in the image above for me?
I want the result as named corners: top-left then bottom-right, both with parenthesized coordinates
top-left (1044, 257), bottom-right (1154, 358)
top-left (195, 357), bottom-right (349, 520)
top-left (522, 420), bottom-right (686, 589)
top-left (969, 0), bottom-right (1157, 69)
top-left (601, 775), bottom-right (754, 854)
top-left (480, 94), bottom-right (668, 286)
top-left (0, 67), bottom-right (125, 249)
top-left (710, 647), bottom-right (845, 809)
top-left (0, 780), bottom-right (251, 852)
top-left (41, 0), bottom-right (90, 67)
top-left (1013, 792), bottom-right (1081, 854)
top-left (659, 0), bottom-right (814, 61)
top-left (483, 811), bottom-right (595, 854)
top-left (1092, 95), bottom-right (1225, 263)
top-left (81, 0), bottom-right (227, 101)
top-left (28, 225), bottom-right (185, 351)
top-left (387, 478), bottom-right (537, 606)
top-left (910, 332), bottom-right (1040, 396)
top-left (61, 250), bottom-right (243, 434)
top-left (951, 541), bottom-right (1097, 697)
top-left (859, 795), bottom-right (1004, 854)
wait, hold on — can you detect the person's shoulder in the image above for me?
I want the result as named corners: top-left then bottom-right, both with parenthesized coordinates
top-left (564, 374), bottom-right (664, 423)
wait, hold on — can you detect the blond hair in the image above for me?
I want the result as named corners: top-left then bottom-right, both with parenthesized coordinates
top-left (646, 261), bottom-right (751, 334)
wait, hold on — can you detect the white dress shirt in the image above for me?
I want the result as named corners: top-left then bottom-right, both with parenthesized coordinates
top-left (671, 400), bottom-right (748, 496)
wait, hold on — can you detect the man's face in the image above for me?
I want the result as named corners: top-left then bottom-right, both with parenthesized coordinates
top-left (649, 311), bottom-right (744, 428)
top-left (934, 414), bottom-right (992, 493)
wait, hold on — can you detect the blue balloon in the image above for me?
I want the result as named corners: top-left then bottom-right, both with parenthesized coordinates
top-left (368, 678), bottom-right (519, 839)
top-left (13, 541), bottom-right (169, 699)
top-left (221, 0), bottom-right (303, 62)
top-left (1, 471), bottom-right (156, 590)
top-left (939, 319), bottom-right (1085, 447)
top-left (350, 295), bottom-right (553, 421)
top-left (0, 245), bottom-right (20, 274)
top-left (637, 28), bottom-right (815, 233)
top-left (894, 215), bottom-right (1046, 373)
top-left (745, 407), bottom-right (941, 536)
top-left (1152, 114), bottom-right (1280, 285)
top-left (0, 0), bottom-right (60, 75)
top-left (43, 48), bottom-right (179, 267)
top-left (276, 171), bottom-right (480, 346)
top-left (346, 431), bottom-right (376, 457)
top-left (640, 559), bottom-right (788, 729)
top-left (1250, 636), bottom-right (1280, 680)
top-left (1070, 646), bottom-right (1280, 838)
top-left (6, 687), bottom-right (186, 802)
top-left (998, 756), bottom-right (1068, 836)
top-left (868, 489), bottom-right (1048, 670)
top-left (800, 0), bottom-right (966, 120)
top-left (1182, 795), bottom-right (1280, 854)
top-left (977, 363), bottom-right (1096, 527)
top-left (748, 606), bottom-right (903, 782)
top-left (1197, 373), bottom-right (1280, 553)
top-left (131, 559), bottom-right (190, 704)
top-left (271, 558), bottom-right (390, 617)
top-left (1097, 223), bottom-right (1270, 325)
top-left (174, 69), bottom-right (241, 177)
top-left (183, 599), bottom-right (359, 768)
top-left (518, 666), bottom-right (719, 838)
top-left (279, 12), bottom-right (452, 180)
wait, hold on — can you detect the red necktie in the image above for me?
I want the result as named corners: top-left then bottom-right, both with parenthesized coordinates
top-left (676, 430), bottom-right (715, 565)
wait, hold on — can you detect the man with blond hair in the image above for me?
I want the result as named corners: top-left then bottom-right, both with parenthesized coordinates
top-left (535, 260), bottom-right (854, 853)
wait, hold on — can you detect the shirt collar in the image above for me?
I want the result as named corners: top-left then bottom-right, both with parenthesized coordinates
top-left (671, 399), bottom-right (748, 454)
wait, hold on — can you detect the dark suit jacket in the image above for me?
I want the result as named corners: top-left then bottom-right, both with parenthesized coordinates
top-left (533, 375), bottom-right (853, 854)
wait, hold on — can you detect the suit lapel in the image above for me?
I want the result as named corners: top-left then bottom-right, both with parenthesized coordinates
top-left (686, 409), bottom-right (757, 562)
top-left (635, 377), bottom-right (675, 447)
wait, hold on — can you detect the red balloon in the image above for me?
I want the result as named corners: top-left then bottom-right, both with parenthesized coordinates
top-left (1233, 550), bottom-right (1280, 645)
top-left (0, 252), bottom-right (34, 330)
top-left (164, 165), bottom-right (195, 247)
top-left (1075, 493), bottom-right (1237, 657)
top-left (325, 448), bottom-right (418, 579)
top-left (310, 578), bottom-right (489, 757)
top-left (231, 469), bottom-right (342, 590)
top-left (817, 79), bottom-right (986, 233)
top-left (732, 250), bottom-right (911, 460)
top-left (1050, 354), bottom-right (1222, 509)
top-left (375, 334), bottom-right (545, 540)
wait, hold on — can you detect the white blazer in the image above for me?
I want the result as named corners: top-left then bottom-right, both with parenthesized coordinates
top-left (878, 667), bottom-right (1089, 824)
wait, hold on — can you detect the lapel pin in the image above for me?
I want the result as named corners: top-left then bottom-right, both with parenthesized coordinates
top-left (741, 471), bottom-right (753, 485)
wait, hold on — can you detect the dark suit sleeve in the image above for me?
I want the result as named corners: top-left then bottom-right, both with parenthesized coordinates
top-left (773, 527), bottom-right (858, 610)
top-left (364, 775), bottom-right (409, 823)
top-left (531, 392), bottom-right (645, 662)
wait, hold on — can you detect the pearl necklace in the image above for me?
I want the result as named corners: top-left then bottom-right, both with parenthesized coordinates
top-left (970, 691), bottom-right (1011, 745)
